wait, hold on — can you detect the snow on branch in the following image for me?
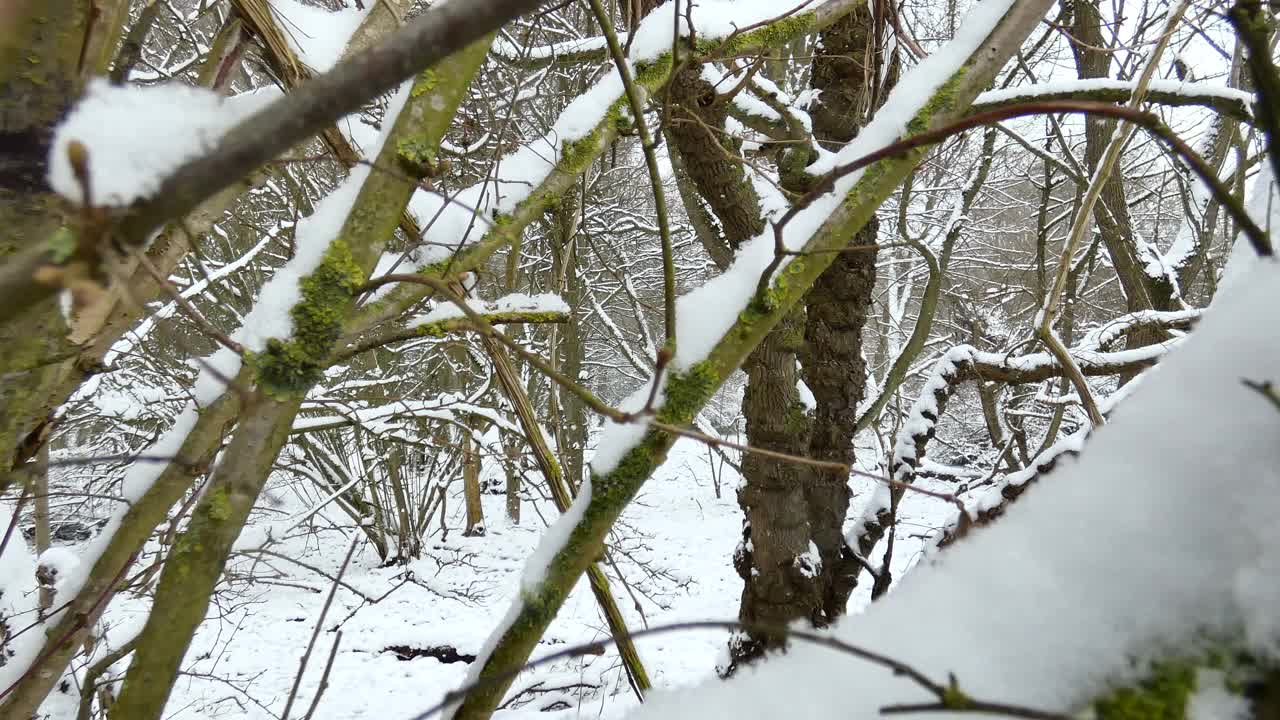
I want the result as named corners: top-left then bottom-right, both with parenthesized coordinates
top-left (624, 257), bottom-right (1280, 720)
top-left (48, 82), bottom-right (278, 207)
top-left (888, 311), bottom-right (1197, 488)
top-left (972, 78), bottom-right (1255, 123)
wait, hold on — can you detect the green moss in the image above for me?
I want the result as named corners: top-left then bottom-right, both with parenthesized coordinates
top-left (410, 68), bottom-right (440, 98)
top-left (396, 137), bottom-right (438, 176)
top-left (1095, 661), bottom-right (1197, 720)
top-left (206, 486), bottom-right (232, 522)
top-left (778, 147), bottom-right (817, 192)
top-left (694, 13), bottom-right (813, 57)
top-left (561, 127), bottom-right (606, 172)
top-left (940, 682), bottom-right (973, 710)
top-left (784, 401), bottom-right (811, 435)
top-left (633, 54), bottom-right (674, 87)
top-left (46, 226), bottom-right (77, 263)
top-left (253, 240), bottom-right (363, 395)
top-left (659, 361), bottom-right (719, 424)
top-left (611, 103), bottom-right (635, 134)
top-left (906, 65), bottom-right (966, 136)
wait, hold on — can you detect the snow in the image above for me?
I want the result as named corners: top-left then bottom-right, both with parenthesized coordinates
top-left (45, 0), bottom-right (361, 208)
top-left (973, 78), bottom-right (1254, 112)
top-left (410, 293), bottom-right (570, 327)
top-left (67, 437), bottom-right (739, 719)
top-left (35, 547), bottom-right (81, 600)
top-left (267, 0), bottom-right (372, 74)
top-left (620, 258), bottom-right (1280, 720)
top-left (451, 479), bottom-right (597, 704)
top-left (1189, 671), bottom-right (1251, 720)
top-left (48, 81), bottom-right (277, 207)
top-left (1222, 163), bottom-right (1280, 290)
top-left (0, 518), bottom-right (40, 693)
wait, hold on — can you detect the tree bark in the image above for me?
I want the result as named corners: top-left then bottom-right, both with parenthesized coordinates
top-left (463, 419), bottom-right (486, 537)
top-left (0, 0), bottom-right (91, 479)
top-left (732, 3), bottom-right (896, 665)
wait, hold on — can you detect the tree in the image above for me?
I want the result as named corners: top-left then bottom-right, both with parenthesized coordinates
top-left (0, 0), bottom-right (1276, 718)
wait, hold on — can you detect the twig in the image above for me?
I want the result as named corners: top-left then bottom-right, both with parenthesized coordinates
top-left (588, 0), bottom-right (677, 350)
top-left (406, 620), bottom-right (1070, 720)
top-left (76, 636), bottom-right (139, 720)
top-left (300, 631), bottom-right (343, 720)
top-left (132, 248), bottom-right (244, 355)
top-left (1243, 378), bottom-right (1280, 413)
top-left (647, 419), bottom-right (850, 474)
top-left (280, 534), bottom-right (361, 720)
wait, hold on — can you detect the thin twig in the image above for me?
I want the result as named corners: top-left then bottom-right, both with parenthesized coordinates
top-left (406, 620), bottom-right (1070, 720)
top-left (132, 248), bottom-right (244, 355)
top-left (588, 0), bottom-right (677, 350)
top-left (1243, 378), bottom-right (1280, 413)
top-left (280, 534), bottom-right (361, 720)
top-left (300, 631), bottom-right (343, 720)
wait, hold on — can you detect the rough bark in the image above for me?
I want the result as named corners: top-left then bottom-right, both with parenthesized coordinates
top-left (633, 0), bottom-right (818, 670)
top-left (666, 67), bottom-right (767, 249)
top-left (731, 3), bottom-right (895, 667)
top-left (0, 0), bottom-right (91, 478)
top-left (728, 312), bottom-right (813, 667)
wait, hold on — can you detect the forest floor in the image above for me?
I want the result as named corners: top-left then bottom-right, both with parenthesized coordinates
top-left (40, 437), bottom-right (954, 720)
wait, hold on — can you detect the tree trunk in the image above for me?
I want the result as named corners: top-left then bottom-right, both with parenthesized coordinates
top-left (503, 432), bottom-right (522, 523)
top-left (728, 312), bottom-right (813, 669)
top-left (732, 3), bottom-right (896, 663)
top-left (0, 0), bottom-right (91, 479)
top-left (463, 420), bottom-right (486, 537)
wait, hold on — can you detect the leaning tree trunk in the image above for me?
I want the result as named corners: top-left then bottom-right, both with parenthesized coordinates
top-left (1069, 0), bottom-right (1176, 381)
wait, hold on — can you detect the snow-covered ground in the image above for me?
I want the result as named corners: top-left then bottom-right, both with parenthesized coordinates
top-left (48, 438), bottom-right (748, 720)
top-left (11, 429), bottom-right (959, 720)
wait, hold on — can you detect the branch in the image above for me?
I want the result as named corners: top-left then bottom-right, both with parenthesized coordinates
top-left (410, 621), bottom-right (1069, 720)
top-left (330, 310), bottom-right (568, 363)
top-left (0, 0), bottom-right (550, 325)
